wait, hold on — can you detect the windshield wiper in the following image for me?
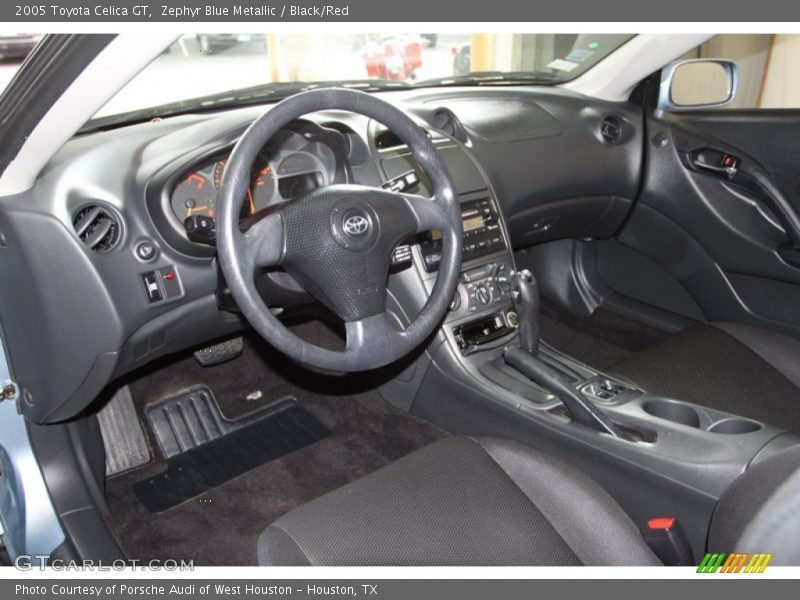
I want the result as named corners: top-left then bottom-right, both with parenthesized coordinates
top-left (80, 79), bottom-right (413, 133)
top-left (414, 71), bottom-right (562, 88)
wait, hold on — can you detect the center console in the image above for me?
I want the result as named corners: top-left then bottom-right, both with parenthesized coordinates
top-left (414, 194), bottom-right (518, 353)
top-left (419, 197), bottom-right (507, 272)
top-left (378, 135), bottom-right (799, 561)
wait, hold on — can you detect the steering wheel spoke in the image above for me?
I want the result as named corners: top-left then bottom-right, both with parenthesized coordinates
top-left (345, 312), bottom-right (404, 357)
top-left (400, 192), bottom-right (451, 234)
top-left (242, 211), bottom-right (284, 269)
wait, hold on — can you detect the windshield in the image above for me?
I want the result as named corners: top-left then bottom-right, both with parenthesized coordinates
top-left (94, 33), bottom-right (633, 121)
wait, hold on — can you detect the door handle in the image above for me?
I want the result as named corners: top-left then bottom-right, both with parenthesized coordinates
top-left (686, 147), bottom-right (800, 251)
top-left (689, 149), bottom-right (739, 180)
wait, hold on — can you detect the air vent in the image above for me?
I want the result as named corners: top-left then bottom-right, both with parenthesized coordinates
top-left (430, 108), bottom-right (467, 143)
top-left (72, 205), bottom-right (121, 253)
top-left (600, 116), bottom-right (623, 145)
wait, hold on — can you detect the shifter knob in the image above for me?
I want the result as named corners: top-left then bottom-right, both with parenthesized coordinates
top-left (511, 269), bottom-right (541, 355)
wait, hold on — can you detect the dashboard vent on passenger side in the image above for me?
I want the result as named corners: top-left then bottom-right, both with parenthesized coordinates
top-left (600, 116), bottom-right (623, 145)
top-left (72, 205), bottom-right (121, 254)
top-left (429, 108), bottom-right (467, 143)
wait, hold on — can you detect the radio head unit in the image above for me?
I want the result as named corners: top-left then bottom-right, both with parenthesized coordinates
top-left (420, 197), bottom-right (506, 272)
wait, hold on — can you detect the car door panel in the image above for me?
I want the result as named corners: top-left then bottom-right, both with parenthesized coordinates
top-left (599, 111), bottom-right (800, 338)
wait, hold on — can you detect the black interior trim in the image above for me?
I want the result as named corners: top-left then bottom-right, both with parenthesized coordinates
top-left (26, 416), bottom-right (125, 562)
top-left (0, 34), bottom-right (115, 177)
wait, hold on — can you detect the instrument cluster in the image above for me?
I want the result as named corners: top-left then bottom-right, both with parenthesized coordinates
top-left (170, 149), bottom-right (327, 222)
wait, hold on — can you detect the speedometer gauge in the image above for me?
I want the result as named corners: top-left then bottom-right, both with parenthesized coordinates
top-left (172, 155), bottom-right (282, 225)
top-left (172, 171), bottom-right (215, 219)
top-left (213, 159), bottom-right (276, 214)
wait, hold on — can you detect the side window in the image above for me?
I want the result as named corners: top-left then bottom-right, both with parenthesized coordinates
top-left (673, 34), bottom-right (800, 110)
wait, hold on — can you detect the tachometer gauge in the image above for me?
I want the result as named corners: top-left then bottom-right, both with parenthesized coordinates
top-left (172, 171), bottom-right (215, 219)
top-left (212, 159), bottom-right (228, 192)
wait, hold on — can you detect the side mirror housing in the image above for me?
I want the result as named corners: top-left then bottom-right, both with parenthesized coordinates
top-left (658, 59), bottom-right (739, 112)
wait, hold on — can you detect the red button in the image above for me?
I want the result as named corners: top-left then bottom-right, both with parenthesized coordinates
top-left (648, 517), bottom-right (676, 530)
top-left (165, 271), bottom-right (175, 281)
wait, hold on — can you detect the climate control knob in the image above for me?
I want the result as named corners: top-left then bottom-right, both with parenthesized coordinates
top-left (496, 265), bottom-right (512, 293)
top-left (475, 285), bottom-right (491, 305)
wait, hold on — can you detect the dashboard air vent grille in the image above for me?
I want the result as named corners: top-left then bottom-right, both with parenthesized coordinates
top-left (72, 205), bottom-right (121, 253)
top-left (430, 108), bottom-right (466, 142)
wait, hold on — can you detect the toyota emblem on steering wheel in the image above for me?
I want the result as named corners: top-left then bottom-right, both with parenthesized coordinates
top-left (343, 214), bottom-right (369, 237)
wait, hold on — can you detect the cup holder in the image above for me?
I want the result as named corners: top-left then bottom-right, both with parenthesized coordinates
top-left (642, 399), bottom-right (763, 434)
top-left (708, 418), bottom-right (762, 435)
top-left (642, 399), bottom-right (700, 428)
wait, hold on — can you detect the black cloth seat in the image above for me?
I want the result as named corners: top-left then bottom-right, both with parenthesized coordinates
top-left (258, 436), bottom-right (800, 566)
top-left (258, 436), bottom-right (660, 566)
top-left (610, 322), bottom-right (800, 433)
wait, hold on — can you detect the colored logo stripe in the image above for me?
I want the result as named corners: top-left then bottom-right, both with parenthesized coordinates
top-left (697, 553), bottom-right (727, 573)
top-left (697, 552), bottom-right (772, 573)
top-left (720, 553), bottom-right (749, 573)
top-left (745, 553), bottom-right (773, 573)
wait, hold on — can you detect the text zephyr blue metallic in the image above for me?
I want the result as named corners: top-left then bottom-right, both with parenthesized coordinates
top-left (160, 4), bottom-right (350, 18)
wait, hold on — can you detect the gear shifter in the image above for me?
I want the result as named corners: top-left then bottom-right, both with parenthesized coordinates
top-left (505, 269), bottom-right (620, 437)
top-left (511, 270), bottom-right (541, 354)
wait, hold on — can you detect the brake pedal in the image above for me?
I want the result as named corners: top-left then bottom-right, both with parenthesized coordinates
top-left (193, 337), bottom-right (244, 367)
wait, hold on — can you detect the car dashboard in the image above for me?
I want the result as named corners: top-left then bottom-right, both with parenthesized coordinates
top-left (0, 86), bottom-right (643, 424)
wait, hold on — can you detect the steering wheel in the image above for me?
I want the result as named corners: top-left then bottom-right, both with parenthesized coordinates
top-left (217, 88), bottom-right (462, 372)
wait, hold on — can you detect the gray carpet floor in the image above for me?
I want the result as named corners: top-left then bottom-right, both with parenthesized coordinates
top-left (103, 320), bottom-right (447, 565)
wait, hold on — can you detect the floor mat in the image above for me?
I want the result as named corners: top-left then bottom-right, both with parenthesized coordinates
top-left (539, 302), bottom-right (670, 371)
top-left (136, 395), bottom-right (329, 513)
top-left (144, 386), bottom-right (296, 458)
top-left (104, 320), bottom-right (447, 565)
